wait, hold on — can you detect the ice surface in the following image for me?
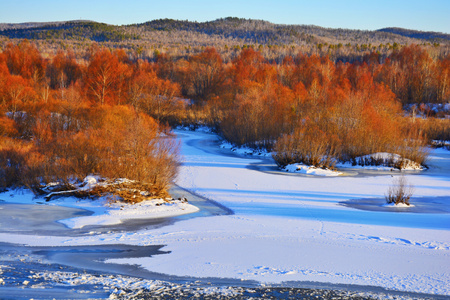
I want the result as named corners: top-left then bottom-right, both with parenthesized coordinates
top-left (1, 129), bottom-right (449, 296)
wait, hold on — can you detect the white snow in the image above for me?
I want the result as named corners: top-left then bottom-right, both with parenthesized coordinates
top-left (141, 130), bottom-right (450, 295)
top-left (283, 163), bottom-right (343, 176)
top-left (1, 129), bottom-right (449, 296)
top-left (83, 175), bottom-right (101, 187)
top-left (60, 198), bottom-right (199, 229)
top-left (382, 202), bottom-right (415, 208)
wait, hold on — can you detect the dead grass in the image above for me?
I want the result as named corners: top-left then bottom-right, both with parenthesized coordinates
top-left (89, 181), bottom-right (171, 203)
top-left (43, 179), bottom-right (171, 203)
top-left (385, 175), bottom-right (415, 205)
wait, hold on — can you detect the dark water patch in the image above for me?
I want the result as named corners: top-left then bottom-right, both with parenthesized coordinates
top-left (0, 287), bottom-right (109, 300)
top-left (0, 258), bottom-right (112, 299)
top-left (0, 241), bottom-right (258, 298)
top-left (340, 196), bottom-right (450, 214)
top-left (0, 201), bottom-right (167, 236)
top-left (0, 242), bottom-right (170, 281)
top-left (0, 202), bottom-right (93, 232)
top-left (30, 244), bottom-right (170, 277)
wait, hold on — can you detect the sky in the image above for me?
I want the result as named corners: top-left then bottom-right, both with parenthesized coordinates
top-left (1, 0), bottom-right (449, 33)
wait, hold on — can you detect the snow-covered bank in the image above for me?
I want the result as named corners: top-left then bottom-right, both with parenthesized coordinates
top-left (219, 140), bottom-right (273, 157)
top-left (3, 265), bottom-right (422, 300)
top-left (336, 152), bottom-right (424, 171)
top-left (283, 163), bottom-right (343, 176)
top-left (0, 186), bottom-right (199, 230)
top-left (59, 198), bottom-right (199, 229)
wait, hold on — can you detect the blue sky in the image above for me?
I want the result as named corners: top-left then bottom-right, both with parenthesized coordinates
top-left (1, 0), bottom-right (449, 33)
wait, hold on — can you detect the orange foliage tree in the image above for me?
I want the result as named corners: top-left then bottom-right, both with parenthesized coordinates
top-left (128, 64), bottom-right (182, 124)
top-left (46, 50), bottom-right (82, 91)
top-left (84, 48), bottom-right (132, 105)
top-left (187, 47), bottom-right (226, 102)
top-left (28, 105), bottom-right (179, 195)
top-left (0, 42), bottom-right (441, 189)
top-left (3, 40), bottom-right (46, 83)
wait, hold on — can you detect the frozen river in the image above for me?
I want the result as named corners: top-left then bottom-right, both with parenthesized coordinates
top-left (0, 129), bottom-right (449, 299)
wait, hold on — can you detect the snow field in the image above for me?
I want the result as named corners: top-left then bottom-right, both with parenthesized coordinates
top-left (104, 214), bottom-right (450, 295)
top-left (0, 129), bottom-right (449, 296)
top-left (142, 130), bottom-right (449, 295)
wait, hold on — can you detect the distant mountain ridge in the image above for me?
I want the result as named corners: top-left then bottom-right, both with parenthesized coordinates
top-left (0, 18), bottom-right (448, 45)
top-left (0, 20), bottom-right (138, 42)
top-left (377, 27), bottom-right (450, 42)
top-left (0, 20), bottom-right (92, 31)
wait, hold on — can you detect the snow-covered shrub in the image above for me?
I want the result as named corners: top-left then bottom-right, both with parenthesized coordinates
top-left (351, 153), bottom-right (423, 170)
top-left (385, 175), bottom-right (414, 206)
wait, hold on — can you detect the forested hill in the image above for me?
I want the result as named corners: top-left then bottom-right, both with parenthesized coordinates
top-left (0, 18), bottom-right (448, 45)
top-left (141, 17), bottom-right (446, 44)
top-left (0, 21), bottom-right (139, 42)
top-left (378, 27), bottom-right (450, 42)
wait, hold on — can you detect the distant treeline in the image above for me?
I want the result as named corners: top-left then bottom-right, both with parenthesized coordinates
top-left (1, 18), bottom-right (449, 47)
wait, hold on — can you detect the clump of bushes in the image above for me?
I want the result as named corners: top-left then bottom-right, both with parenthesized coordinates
top-left (272, 114), bottom-right (428, 170)
top-left (272, 123), bottom-right (338, 169)
top-left (0, 105), bottom-right (180, 200)
top-left (416, 117), bottom-right (450, 150)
